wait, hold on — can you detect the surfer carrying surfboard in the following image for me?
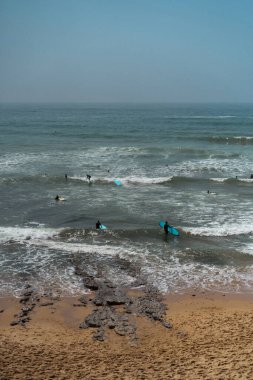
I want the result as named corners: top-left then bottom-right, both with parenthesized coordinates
top-left (159, 221), bottom-right (180, 236)
top-left (96, 220), bottom-right (101, 229)
top-left (164, 221), bottom-right (169, 234)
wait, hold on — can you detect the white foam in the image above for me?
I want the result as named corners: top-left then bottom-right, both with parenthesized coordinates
top-left (171, 157), bottom-right (253, 178)
top-left (136, 249), bottom-right (253, 293)
top-left (69, 175), bottom-right (172, 185)
top-left (210, 177), bottom-right (253, 183)
top-left (240, 244), bottom-right (253, 255)
top-left (26, 238), bottom-right (133, 257)
top-left (210, 177), bottom-right (228, 182)
top-left (234, 136), bottom-right (253, 140)
top-left (120, 176), bottom-right (172, 185)
top-left (0, 152), bottom-right (53, 173)
top-left (184, 222), bottom-right (253, 237)
top-left (239, 178), bottom-right (253, 183)
top-left (0, 226), bottom-right (61, 244)
top-left (165, 115), bottom-right (237, 119)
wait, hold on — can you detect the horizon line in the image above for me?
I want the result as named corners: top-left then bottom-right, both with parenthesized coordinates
top-left (1, 101), bottom-right (253, 105)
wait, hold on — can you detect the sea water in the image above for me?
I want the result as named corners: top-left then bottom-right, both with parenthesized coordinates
top-left (0, 103), bottom-right (253, 296)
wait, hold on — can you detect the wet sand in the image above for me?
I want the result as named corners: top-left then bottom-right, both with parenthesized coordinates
top-left (1, 290), bottom-right (253, 379)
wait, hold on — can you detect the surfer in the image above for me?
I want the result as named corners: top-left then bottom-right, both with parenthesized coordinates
top-left (96, 220), bottom-right (101, 229)
top-left (250, 174), bottom-right (253, 179)
top-left (55, 195), bottom-right (60, 201)
top-left (87, 174), bottom-right (91, 183)
top-left (164, 221), bottom-right (169, 234)
top-left (65, 173), bottom-right (68, 180)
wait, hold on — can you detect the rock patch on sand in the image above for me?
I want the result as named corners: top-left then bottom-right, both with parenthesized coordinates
top-left (76, 266), bottom-right (172, 341)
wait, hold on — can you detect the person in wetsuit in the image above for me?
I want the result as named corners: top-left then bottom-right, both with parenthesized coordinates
top-left (87, 174), bottom-right (91, 183)
top-left (96, 220), bottom-right (101, 229)
top-left (164, 221), bottom-right (169, 234)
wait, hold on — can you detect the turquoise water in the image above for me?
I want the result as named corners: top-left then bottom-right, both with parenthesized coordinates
top-left (1, 103), bottom-right (253, 295)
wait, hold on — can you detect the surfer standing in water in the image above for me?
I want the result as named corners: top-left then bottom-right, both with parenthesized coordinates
top-left (164, 221), bottom-right (169, 234)
top-left (87, 174), bottom-right (91, 183)
top-left (96, 220), bottom-right (101, 229)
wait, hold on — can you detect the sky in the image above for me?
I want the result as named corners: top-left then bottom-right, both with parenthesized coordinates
top-left (0, 0), bottom-right (253, 103)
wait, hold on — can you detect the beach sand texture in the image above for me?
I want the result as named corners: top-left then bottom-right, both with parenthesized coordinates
top-left (1, 293), bottom-right (253, 380)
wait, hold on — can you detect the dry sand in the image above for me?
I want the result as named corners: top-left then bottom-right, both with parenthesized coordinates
top-left (1, 291), bottom-right (253, 379)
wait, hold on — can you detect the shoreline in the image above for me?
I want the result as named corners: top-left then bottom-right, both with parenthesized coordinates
top-left (1, 289), bottom-right (253, 379)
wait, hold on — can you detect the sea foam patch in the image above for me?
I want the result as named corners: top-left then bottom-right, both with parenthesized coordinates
top-left (0, 226), bottom-right (61, 244)
top-left (184, 222), bottom-right (253, 237)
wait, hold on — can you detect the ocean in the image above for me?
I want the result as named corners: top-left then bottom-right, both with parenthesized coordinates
top-left (1, 103), bottom-right (253, 296)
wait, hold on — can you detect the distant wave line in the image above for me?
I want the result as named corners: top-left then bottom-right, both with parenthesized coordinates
top-left (202, 136), bottom-right (253, 145)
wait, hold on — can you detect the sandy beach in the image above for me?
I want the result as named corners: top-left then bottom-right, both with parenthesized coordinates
top-left (1, 290), bottom-right (253, 380)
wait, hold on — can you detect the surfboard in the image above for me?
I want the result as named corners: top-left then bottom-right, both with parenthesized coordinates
top-left (59, 197), bottom-right (66, 201)
top-left (159, 221), bottom-right (180, 236)
top-left (114, 179), bottom-right (122, 186)
top-left (99, 224), bottom-right (107, 230)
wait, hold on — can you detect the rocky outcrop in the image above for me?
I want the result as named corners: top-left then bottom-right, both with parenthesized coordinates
top-left (75, 264), bottom-right (172, 342)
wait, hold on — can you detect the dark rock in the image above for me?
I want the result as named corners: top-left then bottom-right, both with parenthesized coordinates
top-left (108, 321), bottom-right (116, 329)
top-left (79, 322), bottom-right (89, 329)
top-left (147, 303), bottom-right (165, 320)
top-left (22, 290), bottom-right (33, 297)
top-left (114, 322), bottom-right (136, 337)
top-left (78, 295), bottom-right (88, 305)
top-left (77, 275), bottom-right (172, 340)
top-left (135, 291), bottom-right (166, 322)
top-left (19, 296), bottom-right (30, 304)
top-left (85, 312), bottom-right (103, 328)
top-left (93, 329), bottom-right (105, 341)
top-left (15, 311), bottom-right (27, 318)
top-left (145, 286), bottom-right (164, 302)
top-left (130, 279), bottom-right (146, 288)
top-left (73, 304), bottom-right (86, 307)
top-left (0, 309), bottom-right (4, 313)
top-left (103, 280), bottom-right (115, 288)
top-left (83, 276), bottom-right (99, 290)
top-left (163, 321), bottom-right (173, 329)
top-left (19, 316), bottom-right (30, 324)
top-left (84, 306), bottom-right (115, 327)
top-left (92, 296), bottom-right (103, 306)
top-left (22, 305), bottom-right (34, 312)
top-left (31, 296), bottom-right (40, 302)
top-left (124, 307), bottom-right (132, 314)
top-left (107, 289), bottom-right (129, 305)
top-left (93, 286), bottom-right (129, 306)
top-left (16, 305), bottom-right (34, 318)
top-left (24, 283), bottom-right (32, 289)
top-left (10, 320), bottom-right (20, 326)
top-left (40, 302), bottom-right (54, 307)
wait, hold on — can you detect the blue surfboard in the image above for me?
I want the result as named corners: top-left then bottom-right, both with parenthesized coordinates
top-left (159, 221), bottom-right (180, 236)
top-left (114, 179), bottom-right (122, 186)
top-left (99, 224), bottom-right (107, 230)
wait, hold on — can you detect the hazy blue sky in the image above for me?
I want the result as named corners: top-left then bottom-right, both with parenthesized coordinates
top-left (1, 0), bottom-right (253, 103)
